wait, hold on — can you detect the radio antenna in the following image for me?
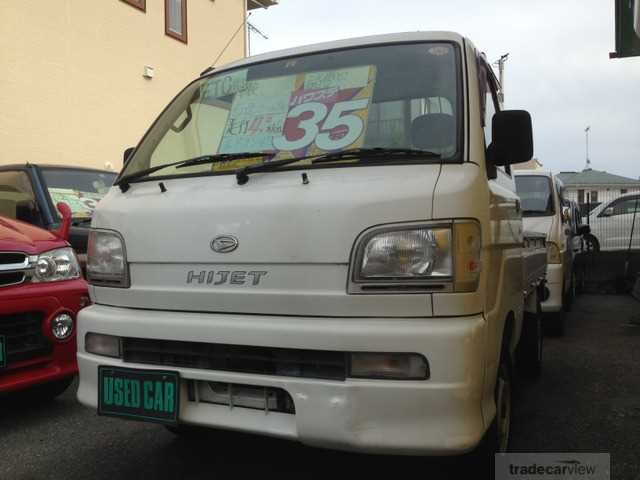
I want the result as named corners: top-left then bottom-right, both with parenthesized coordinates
top-left (207, 12), bottom-right (253, 71)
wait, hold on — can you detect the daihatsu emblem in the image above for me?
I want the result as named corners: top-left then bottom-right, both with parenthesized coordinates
top-left (211, 235), bottom-right (238, 253)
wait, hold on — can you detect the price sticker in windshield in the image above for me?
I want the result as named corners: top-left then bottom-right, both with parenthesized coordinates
top-left (216, 65), bottom-right (376, 166)
top-left (273, 98), bottom-right (370, 152)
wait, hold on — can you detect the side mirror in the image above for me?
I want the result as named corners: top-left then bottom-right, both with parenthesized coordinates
top-left (123, 147), bottom-right (135, 166)
top-left (52, 202), bottom-right (72, 241)
top-left (577, 224), bottom-right (591, 236)
top-left (562, 206), bottom-right (571, 223)
top-left (488, 110), bottom-right (534, 166)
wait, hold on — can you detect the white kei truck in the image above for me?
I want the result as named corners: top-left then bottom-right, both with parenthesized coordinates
top-left (514, 171), bottom-right (587, 336)
top-left (78, 32), bottom-right (547, 456)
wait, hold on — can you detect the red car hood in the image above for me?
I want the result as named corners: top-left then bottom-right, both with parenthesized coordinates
top-left (0, 216), bottom-right (66, 255)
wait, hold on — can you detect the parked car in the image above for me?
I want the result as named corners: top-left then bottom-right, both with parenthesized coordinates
top-left (514, 171), bottom-right (588, 335)
top-left (0, 164), bottom-right (117, 264)
top-left (585, 192), bottom-right (640, 251)
top-left (77, 32), bottom-right (548, 455)
top-left (0, 203), bottom-right (87, 399)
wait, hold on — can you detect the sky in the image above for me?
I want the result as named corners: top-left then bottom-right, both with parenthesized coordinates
top-left (249, 0), bottom-right (640, 179)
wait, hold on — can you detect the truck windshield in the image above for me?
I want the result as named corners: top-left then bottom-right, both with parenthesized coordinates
top-left (41, 168), bottom-right (117, 219)
top-left (121, 42), bottom-right (461, 181)
top-left (515, 175), bottom-right (555, 217)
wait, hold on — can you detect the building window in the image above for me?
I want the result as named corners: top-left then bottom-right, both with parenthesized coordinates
top-left (121, 0), bottom-right (146, 12)
top-left (577, 189), bottom-right (584, 204)
top-left (590, 190), bottom-right (598, 203)
top-left (621, 189), bottom-right (628, 194)
top-left (165, 0), bottom-right (187, 43)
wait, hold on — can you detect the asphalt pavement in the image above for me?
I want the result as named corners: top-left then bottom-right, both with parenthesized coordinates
top-left (1, 294), bottom-right (639, 479)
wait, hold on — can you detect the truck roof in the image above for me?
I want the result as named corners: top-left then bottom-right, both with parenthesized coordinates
top-left (513, 170), bottom-right (554, 178)
top-left (209, 31), bottom-right (468, 76)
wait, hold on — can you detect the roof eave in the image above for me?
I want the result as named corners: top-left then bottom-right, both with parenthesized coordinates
top-left (247, 0), bottom-right (278, 10)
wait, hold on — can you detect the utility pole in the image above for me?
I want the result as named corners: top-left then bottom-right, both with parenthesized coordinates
top-left (584, 126), bottom-right (591, 170)
top-left (493, 53), bottom-right (509, 105)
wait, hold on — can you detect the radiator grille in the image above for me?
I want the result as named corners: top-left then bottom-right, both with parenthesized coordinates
top-left (122, 338), bottom-right (347, 381)
top-left (0, 312), bottom-right (52, 364)
top-left (0, 252), bottom-right (29, 287)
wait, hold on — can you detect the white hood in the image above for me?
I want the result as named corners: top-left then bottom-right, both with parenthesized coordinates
top-left (91, 164), bottom-right (441, 316)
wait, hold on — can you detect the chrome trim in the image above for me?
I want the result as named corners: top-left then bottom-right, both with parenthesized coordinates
top-left (0, 252), bottom-right (29, 272)
top-left (211, 235), bottom-right (239, 253)
top-left (0, 252), bottom-right (37, 288)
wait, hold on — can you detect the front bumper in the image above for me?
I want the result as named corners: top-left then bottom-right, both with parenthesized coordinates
top-left (0, 279), bottom-right (87, 393)
top-left (541, 263), bottom-right (563, 313)
top-left (78, 304), bottom-right (488, 455)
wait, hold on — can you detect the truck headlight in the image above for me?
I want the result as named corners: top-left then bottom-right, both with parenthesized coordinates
top-left (359, 227), bottom-right (452, 279)
top-left (32, 247), bottom-right (81, 283)
top-left (87, 229), bottom-right (129, 287)
top-left (350, 221), bottom-right (481, 293)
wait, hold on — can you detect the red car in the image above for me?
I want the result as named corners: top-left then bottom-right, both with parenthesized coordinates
top-left (0, 203), bottom-right (87, 399)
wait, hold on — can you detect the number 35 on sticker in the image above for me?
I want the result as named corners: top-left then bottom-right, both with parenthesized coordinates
top-left (273, 99), bottom-right (369, 152)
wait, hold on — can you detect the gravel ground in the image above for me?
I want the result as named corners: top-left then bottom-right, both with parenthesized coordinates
top-left (1, 294), bottom-right (638, 479)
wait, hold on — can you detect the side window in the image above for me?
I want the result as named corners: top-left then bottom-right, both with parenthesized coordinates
top-left (478, 56), bottom-right (506, 176)
top-left (612, 197), bottom-right (640, 216)
top-left (484, 83), bottom-right (498, 149)
top-left (0, 170), bottom-right (42, 225)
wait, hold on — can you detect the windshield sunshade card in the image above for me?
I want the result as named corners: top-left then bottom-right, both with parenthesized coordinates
top-left (215, 65), bottom-right (377, 171)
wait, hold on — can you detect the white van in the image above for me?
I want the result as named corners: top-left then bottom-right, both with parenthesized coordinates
top-left (514, 171), bottom-right (585, 335)
top-left (78, 32), bottom-right (546, 455)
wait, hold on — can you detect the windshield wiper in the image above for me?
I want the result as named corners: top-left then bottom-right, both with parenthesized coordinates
top-left (235, 148), bottom-right (441, 185)
top-left (117, 152), bottom-right (275, 192)
top-left (311, 147), bottom-right (440, 164)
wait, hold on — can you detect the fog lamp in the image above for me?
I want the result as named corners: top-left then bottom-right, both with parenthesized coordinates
top-left (51, 313), bottom-right (74, 340)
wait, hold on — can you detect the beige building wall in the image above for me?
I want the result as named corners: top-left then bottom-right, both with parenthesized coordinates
top-left (0, 0), bottom-right (247, 172)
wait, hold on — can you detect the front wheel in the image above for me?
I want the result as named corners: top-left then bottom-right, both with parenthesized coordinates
top-left (544, 311), bottom-right (566, 337)
top-left (516, 301), bottom-right (543, 379)
top-left (563, 273), bottom-right (576, 313)
top-left (477, 353), bottom-right (512, 454)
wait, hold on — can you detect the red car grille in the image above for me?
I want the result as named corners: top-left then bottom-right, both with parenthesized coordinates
top-left (0, 312), bottom-right (52, 365)
top-left (0, 252), bottom-right (29, 288)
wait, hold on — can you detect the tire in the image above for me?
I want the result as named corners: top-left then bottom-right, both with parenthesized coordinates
top-left (575, 267), bottom-right (585, 294)
top-left (583, 233), bottom-right (600, 253)
top-left (477, 351), bottom-right (513, 455)
top-left (516, 300), bottom-right (543, 379)
top-left (544, 311), bottom-right (565, 337)
top-left (563, 273), bottom-right (576, 313)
